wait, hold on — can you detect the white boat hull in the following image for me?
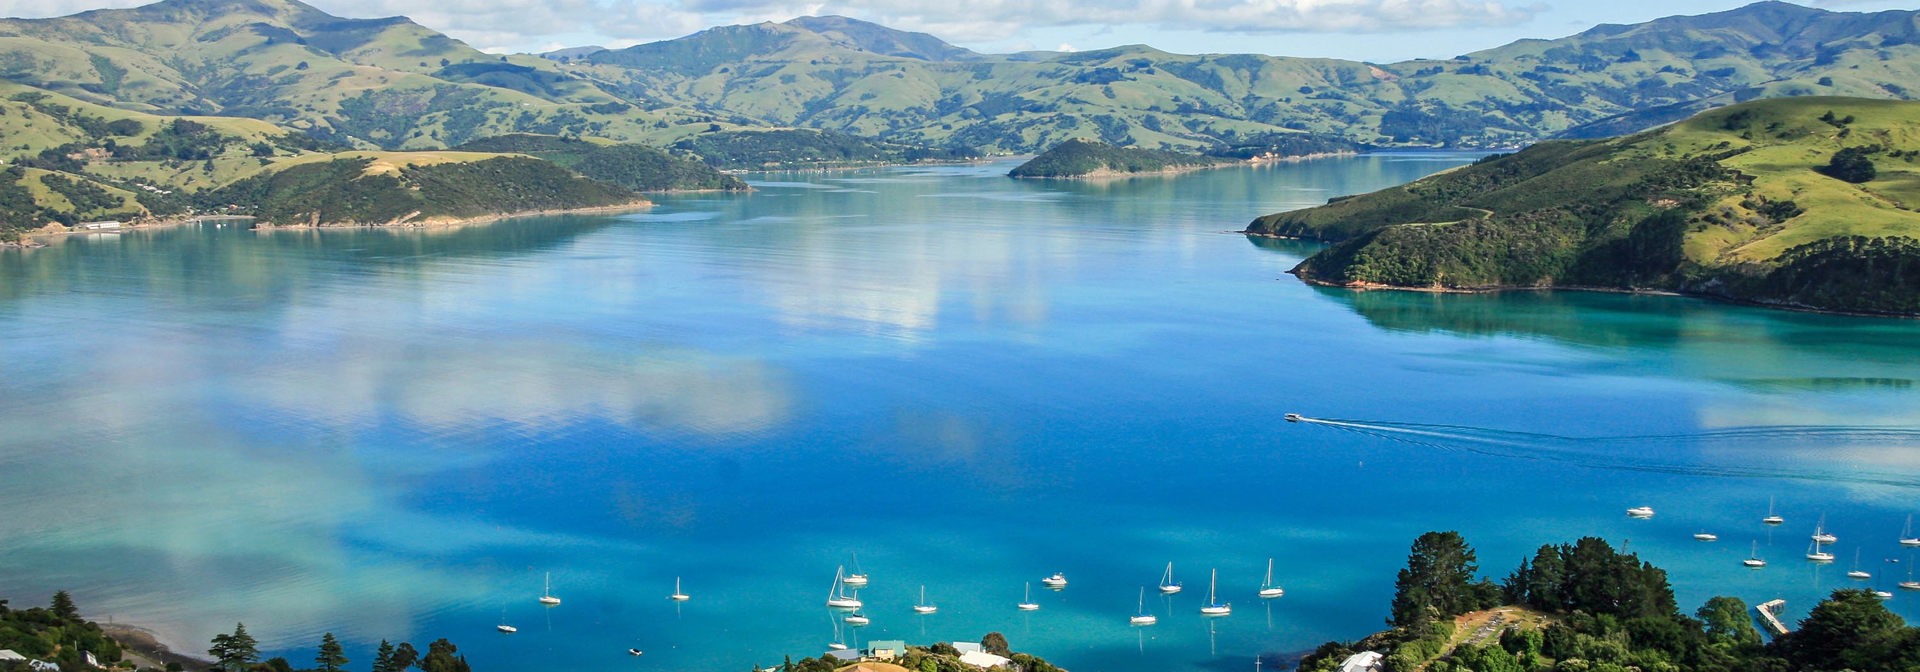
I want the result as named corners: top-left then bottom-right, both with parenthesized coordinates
top-left (1158, 585), bottom-right (1182, 594)
top-left (1902, 539), bottom-right (1920, 547)
top-left (1900, 582), bottom-right (1920, 591)
top-left (827, 599), bottom-right (863, 609)
top-left (1743, 559), bottom-right (1766, 568)
top-left (1693, 534), bottom-right (1718, 541)
top-left (670, 594), bottom-right (690, 601)
top-left (843, 576), bottom-right (869, 587)
top-left (1849, 571), bottom-right (1872, 580)
top-left (1763, 516), bottom-right (1784, 525)
top-left (1017, 603), bottom-right (1040, 611)
top-left (1200, 606), bottom-right (1231, 616)
top-left (539, 597), bottom-right (560, 606)
top-left (914, 606), bottom-right (938, 614)
top-left (1129, 615), bottom-right (1157, 626)
top-left (1259, 588), bottom-right (1284, 598)
top-left (1808, 553), bottom-right (1835, 562)
top-left (496, 625), bottom-right (517, 633)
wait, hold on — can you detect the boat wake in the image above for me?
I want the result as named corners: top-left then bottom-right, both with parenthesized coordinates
top-left (1286, 415), bottom-right (1920, 488)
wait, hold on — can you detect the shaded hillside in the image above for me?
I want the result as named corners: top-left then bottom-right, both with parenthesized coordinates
top-left (1246, 97), bottom-right (1920, 315)
top-left (454, 134), bottom-right (747, 190)
top-left (209, 154), bottom-right (641, 225)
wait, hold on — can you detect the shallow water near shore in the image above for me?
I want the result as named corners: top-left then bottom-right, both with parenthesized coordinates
top-left (7, 155), bottom-right (1920, 672)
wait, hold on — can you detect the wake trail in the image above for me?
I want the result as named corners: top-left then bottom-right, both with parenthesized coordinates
top-left (1288, 415), bottom-right (1920, 489)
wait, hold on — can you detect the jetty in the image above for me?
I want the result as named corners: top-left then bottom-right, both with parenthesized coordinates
top-left (1756, 599), bottom-right (1789, 636)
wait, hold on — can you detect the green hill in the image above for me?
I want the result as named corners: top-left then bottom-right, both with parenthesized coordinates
top-left (209, 153), bottom-right (643, 226)
top-left (1009, 139), bottom-right (1227, 178)
top-left (453, 134), bottom-right (748, 191)
top-left (1246, 96), bottom-right (1920, 315)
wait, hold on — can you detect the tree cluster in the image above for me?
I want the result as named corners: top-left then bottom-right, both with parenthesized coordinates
top-left (209, 624), bottom-right (469, 672)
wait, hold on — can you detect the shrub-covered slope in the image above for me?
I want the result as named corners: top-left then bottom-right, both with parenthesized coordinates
top-left (1246, 97), bottom-right (1920, 315)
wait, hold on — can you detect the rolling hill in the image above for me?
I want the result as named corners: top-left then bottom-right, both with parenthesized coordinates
top-left (1245, 97), bottom-right (1920, 315)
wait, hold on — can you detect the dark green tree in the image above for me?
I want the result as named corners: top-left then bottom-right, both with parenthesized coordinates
top-left (1391, 531), bottom-right (1484, 627)
top-left (981, 632), bottom-right (1010, 656)
top-left (50, 591), bottom-right (79, 621)
top-left (316, 632), bottom-right (349, 672)
top-left (391, 642), bottom-right (419, 671)
top-left (1822, 146), bottom-right (1878, 183)
top-left (419, 638), bottom-right (469, 672)
top-left (1774, 589), bottom-right (1905, 670)
top-left (371, 640), bottom-right (395, 672)
top-left (208, 623), bottom-right (260, 672)
top-left (1698, 596), bottom-right (1760, 646)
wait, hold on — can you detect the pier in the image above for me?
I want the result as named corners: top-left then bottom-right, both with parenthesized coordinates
top-left (1756, 599), bottom-right (1789, 636)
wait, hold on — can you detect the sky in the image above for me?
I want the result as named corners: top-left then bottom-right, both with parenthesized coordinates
top-left (0, 0), bottom-right (1914, 60)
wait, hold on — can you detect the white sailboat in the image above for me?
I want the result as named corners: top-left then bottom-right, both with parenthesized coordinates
top-left (539, 572), bottom-right (561, 606)
top-left (1200, 569), bottom-right (1231, 616)
top-left (913, 586), bottom-right (937, 614)
top-left (1848, 549), bottom-right (1872, 580)
top-left (1807, 539), bottom-right (1835, 562)
top-left (1017, 582), bottom-right (1040, 611)
top-left (1158, 562), bottom-right (1183, 594)
top-left (1042, 572), bottom-right (1068, 588)
top-left (1743, 541), bottom-right (1766, 568)
top-left (670, 576), bottom-right (691, 601)
top-left (828, 616), bottom-right (848, 650)
top-left (1626, 506), bottom-right (1654, 518)
top-left (843, 553), bottom-right (869, 587)
top-left (1900, 560), bottom-right (1920, 590)
top-left (1902, 515), bottom-right (1920, 547)
top-left (1258, 558), bottom-right (1284, 598)
top-left (826, 567), bottom-right (863, 609)
top-left (844, 610), bottom-right (871, 626)
top-left (1693, 532), bottom-right (1718, 542)
top-left (1763, 496), bottom-right (1784, 525)
top-left (496, 606), bottom-right (517, 633)
top-left (1129, 587), bottom-right (1157, 626)
top-left (1812, 514), bottom-right (1838, 544)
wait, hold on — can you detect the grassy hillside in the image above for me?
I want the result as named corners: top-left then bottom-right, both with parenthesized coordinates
top-left (209, 154), bottom-right (642, 225)
top-left (454, 133), bottom-right (748, 191)
top-left (1246, 96), bottom-right (1920, 315)
top-left (1009, 139), bottom-right (1227, 177)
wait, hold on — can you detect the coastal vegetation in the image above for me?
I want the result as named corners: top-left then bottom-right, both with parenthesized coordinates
top-left (776, 632), bottom-right (1063, 672)
top-left (207, 155), bottom-right (642, 226)
top-left (1296, 531), bottom-right (1920, 672)
top-left (0, 591), bottom-right (125, 670)
top-left (1009, 139), bottom-right (1225, 178)
top-left (1248, 97), bottom-right (1920, 315)
top-left (452, 134), bottom-right (747, 191)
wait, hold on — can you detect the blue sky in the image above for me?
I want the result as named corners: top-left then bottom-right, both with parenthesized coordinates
top-left (1, 0), bottom-right (1914, 59)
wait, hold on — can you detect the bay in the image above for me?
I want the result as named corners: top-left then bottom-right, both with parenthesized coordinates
top-left (4, 154), bottom-right (1920, 672)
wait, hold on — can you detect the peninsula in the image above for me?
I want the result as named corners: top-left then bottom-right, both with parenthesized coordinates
top-left (1247, 97), bottom-right (1920, 316)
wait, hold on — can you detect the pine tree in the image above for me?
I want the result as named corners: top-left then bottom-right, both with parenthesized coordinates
top-left (371, 640), bottom-right (395, 672)
top-left (209, 623), bottom-right (260, 672)
top-left (316, 632), bottom-right (349, 672)
top-left (50, 591), bottom-right (79, 621)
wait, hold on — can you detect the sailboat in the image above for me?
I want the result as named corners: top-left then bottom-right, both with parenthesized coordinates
top-left (1900, 558), bottom-right (1920, 590)
top-left (1763, 496), bottom-right (1784, 525)
top-left (843, 553), bottom-right (869, 587)
top-left (539, 572), bottom-right (561, 606)
top-left (1158, 562), bottom-right (1183, 594)
top-left (1017, 582), bottom-right (1040, 611)
top-left (670, 576), bottom-right (691, 601)
top-left (1042, 572), bottom-right (1068, 588)
top-left (1806, 539), bottom-right (1835, 562)
top-left (1849, 549), bottom-right (1872, 580)
top-left (1129, 587), bottom-right (1157, 626)
top-left (913, 586), bottom-right (937, 614)
top-left (1743, 541), bottom-right (1766, 568)
top-left (1692, 531), bottom-right (1718, 542)
top-left (1902, 515), bottom-right (1920, 547)
top-left (1626, 506), bottom-right (1654, 518)
top-left (1258, 558), bottom-right (1284, 598)
top-left (1812, 515), bottom-right (1838, 544)
top-left (1200, 569), bottom-right (1231, 616)
top-left (843, 610), bottom-right (871, 626)
top-left (496, 606), bottom-right (517, 633)
top-left (827, 615), bottom-right (848, 650)
top-left (826, 567), bottom-right (863, 609)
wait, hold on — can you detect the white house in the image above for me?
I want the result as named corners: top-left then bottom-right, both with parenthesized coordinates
top-left (78, 221), bottom-right (123, 230)
top-left (1338, 651), bottom-right (1384, 672)
top-left (958, 650), bottom-right (1010, 669)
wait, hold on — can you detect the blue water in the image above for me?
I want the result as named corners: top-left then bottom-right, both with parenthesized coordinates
top-left (6, 155), bottom-right (1920, 672)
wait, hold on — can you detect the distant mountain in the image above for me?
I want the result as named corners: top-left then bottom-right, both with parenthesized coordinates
top-left (1246, 96), bottom-right (1920, 315)
top-left (556, 1), bottom-right (1920, 153)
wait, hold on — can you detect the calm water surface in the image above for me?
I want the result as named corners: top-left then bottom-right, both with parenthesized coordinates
top-left (6, 155), bottom-right (1920, 672)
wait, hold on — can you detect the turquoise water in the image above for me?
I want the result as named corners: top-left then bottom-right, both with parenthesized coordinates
top-left (6, 156), bottom-right (1920, 672)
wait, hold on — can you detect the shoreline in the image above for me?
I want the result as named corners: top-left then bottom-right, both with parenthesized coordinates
top-left (249, 200), bottom-right (655, 231)
top-left (1012, 150), bottom-right (1358, 180)
top-left (98, 622), bottom-right (211, 671)
top-left (1282, 267), bottom-right (1918, 319)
